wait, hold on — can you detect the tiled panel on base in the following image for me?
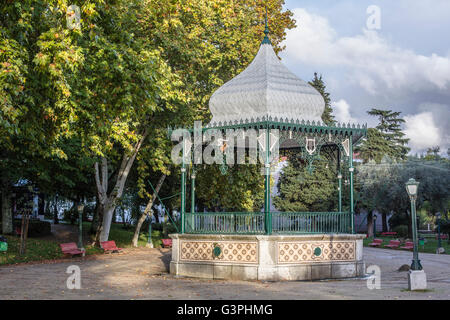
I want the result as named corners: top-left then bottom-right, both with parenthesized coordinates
top-left (180, 240), bottom-right (258, 264)
top-left (277, 241), bottom-right (355, 264)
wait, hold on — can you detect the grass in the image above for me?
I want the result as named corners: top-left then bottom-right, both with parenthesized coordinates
top-left (0, 235), bottom-right (64, 265)
top-left (363, 235), bottom-right (450, 254)
top-left (89, 222), bottom-right (164, 249)
top-left (0, 222), bottom-right (165, 266)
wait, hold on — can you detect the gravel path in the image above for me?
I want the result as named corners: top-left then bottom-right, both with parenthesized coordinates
top-left (0, 247), bottom-right (449, 300)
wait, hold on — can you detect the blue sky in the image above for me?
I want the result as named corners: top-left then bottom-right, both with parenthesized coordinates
top-left (278, 0), bottom-right (450, 154)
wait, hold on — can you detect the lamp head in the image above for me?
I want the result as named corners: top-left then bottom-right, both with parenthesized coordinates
top-left (405, 178), bottom-right (419, 198)
top-left (436, 212), bottom-right (441, 219)
top-left (77, 204), bottom-right (85, 213)
top-left (373, 214), bottom-right (377, 221)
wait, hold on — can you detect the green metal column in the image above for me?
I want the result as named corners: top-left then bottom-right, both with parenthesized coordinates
top-left (410, 198), bottom-right (422, 270)
top-left (181, 142), bottom-right (186, 234)
top-left (264, 126), bottom-right (272, 235)
top-left (191, 170), bottom-right (195, 214)
top-left (349, 135), bottom-right (354, 234)
top-left (337, 149), bottom-right (342, 212)
top-left (78, 207), bottom-right (83, 250)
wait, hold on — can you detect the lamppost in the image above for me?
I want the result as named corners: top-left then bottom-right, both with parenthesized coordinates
top-left (373, 214), bottom-right (377, 240)
top-left (405, 178), bottom-right (421, 270)
top-left (77, 203), bottom-right (85, 251)
top-left (147, 214), bottom-right (153, 248)
top-left (436, 212), bottom-right (443, 254)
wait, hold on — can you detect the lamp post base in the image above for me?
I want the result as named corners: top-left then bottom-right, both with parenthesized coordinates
top-left (145, 243), bottom-right (154, 248)
top-left (436, 247), bottom-right (445, 254)
top-left (408, 270), bottom-right (427, 291)
top-left (410, 259), bottom-right (422, 271)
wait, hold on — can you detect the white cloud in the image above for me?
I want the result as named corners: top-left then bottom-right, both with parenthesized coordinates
top-left (332, 99), bottom-right (358, 124)
top-left (283, 8), bottom-right (450, 95)
top-left (404, 112), bottom-right (442, 153)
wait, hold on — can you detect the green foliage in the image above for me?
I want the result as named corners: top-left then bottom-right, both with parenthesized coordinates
top-left (357, 109), bottom-right (410, 163)
top-left (440, 220), bottom-right (450, 237)
top-left (358, 157), bottom-right (450, 234)
top-left (424, 146), bottom-right (441, 161)
top-left (12, 219), bottom-right (52, 237)
top-left (196, 164), bottom-right (265, 212)
top-left (308, 73), bottom-right (335, 126)
top-left (274, 157), bottom-right (337, 212)
top-left (391, 225), bottom-right (408, 238)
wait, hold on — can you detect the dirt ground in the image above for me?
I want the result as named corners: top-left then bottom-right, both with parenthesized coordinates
top-left (0, 247), bottom-right (449, 300)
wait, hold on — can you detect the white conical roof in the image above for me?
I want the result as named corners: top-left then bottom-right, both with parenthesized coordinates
top-left (209, 41), bottom-right (325, 125)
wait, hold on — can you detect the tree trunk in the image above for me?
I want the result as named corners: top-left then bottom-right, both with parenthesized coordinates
top-left (1, 188), bottom-right (13, 234)
top-left (367, 211), bottom-right (374, 237)
top-left (96, 129), bottom-right (148, 243)
top-left (38, 193), bottom-right (44, 216)
top-left (90, 196), bottom-right (99, 234)
top-left (92, 202), bottom-right (104, 246)
top-left (53, 195), bottom-right (59, 224)
top-left (99, 203), bottom-right (115, 242)
top-left (381, 212), bottom-right (388, 232)
top-left (132, 174), bottom-right (166, 247)
top-left (19, 210), bottom-right (30, 255)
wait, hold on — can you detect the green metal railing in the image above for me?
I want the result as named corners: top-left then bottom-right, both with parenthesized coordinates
top-left (185, 212), bottom-right (265, 234)
top-left (184, 212), bottom-right (352, 235)
top-left (271, 212), bottom-right (351, 234)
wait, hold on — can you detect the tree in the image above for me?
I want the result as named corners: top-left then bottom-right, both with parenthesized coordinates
top-left (357, 157), bottom-right (450, 236)
top-left (357, 109), bottom-right (410, 163)
top-left (308, 73), bottom-right (335, 126)
top-left (1, 0), bottom-right (84, 233)
top-left (196, 164), bottom-right (265, 212)
top-left (274, 157), bottom-right (337, 212)
top-left (424, 146), bottom-right (440, 161)
top-left (1, 1), bottom-right (296, 241)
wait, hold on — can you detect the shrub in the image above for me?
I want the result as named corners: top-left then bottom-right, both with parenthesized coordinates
top-left (13, 219), bottom-right (51, 237)
top-left (63, 208), bottom-right (78, 224)
top-left (162, 220), bottom-right (181, 237)
top-left (392, 225), bottom-right (408, 238)
top-left (389, 212), bottom-right (410, 230)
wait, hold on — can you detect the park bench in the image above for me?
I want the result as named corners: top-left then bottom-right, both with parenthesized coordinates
top-left (436, 234), bottom-right (449, 240)
top-left (400, 241), bottom-right (414, 250)
top-left (100, 240), bottom-right (123, 253)
top-left (384, 240), bottom-right (401, 249)
top-left (161, 239), bottom-right (172, 248)
top-left (368, 239), bottom-right (383, 247)
top-left (381, 232), bottom-right (397, 237)
top-left (60, 242), bottom-right (85, 257)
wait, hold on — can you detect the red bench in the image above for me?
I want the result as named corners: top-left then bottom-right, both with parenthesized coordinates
top-left (161, 239), bottom-right (172, 248)
top-left (400, 241), bottom-right (414, 250)
top-left (381, 232), bottom-right (397, 236)
top-left (368, 239), bottom-right (383, 247)
top-left (384, 240), bottom-right (401, 249)
top-left (60, 242), bottom-right (85, 257)
top-left (436, 234), bottom-right (448, 240)
top-left (100, 240), bottom-right (123, 253)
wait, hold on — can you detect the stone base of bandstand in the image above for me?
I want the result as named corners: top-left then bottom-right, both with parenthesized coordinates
top-left (169, 233), bottom-right (365, 281)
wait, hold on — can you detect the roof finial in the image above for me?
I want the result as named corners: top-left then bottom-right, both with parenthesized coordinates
top-left (262, 6), bottom-right (271, 44)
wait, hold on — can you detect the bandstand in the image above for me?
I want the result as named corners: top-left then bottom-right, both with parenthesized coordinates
top-left (169, 21), bottom-right (367, 281)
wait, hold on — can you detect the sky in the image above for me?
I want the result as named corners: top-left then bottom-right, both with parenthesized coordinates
top-left (278, 0), bottom-right (450, 155)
